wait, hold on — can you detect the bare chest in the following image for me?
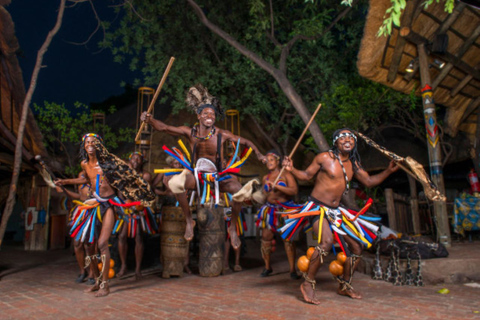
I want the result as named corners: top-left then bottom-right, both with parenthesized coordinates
top-left (322, 159), bottom-right (354, 181)
top-left (189, 134), bottom-right (223, 162)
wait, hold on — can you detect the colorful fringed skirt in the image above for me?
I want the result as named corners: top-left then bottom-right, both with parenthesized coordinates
top-left (225, 209), bottom-right (247, 239)
top-left (112, 206), bottom-right (159, 238)
top-left (69, 195), bottom-right (134, 244)
top-left (279, 197), bottom-right (380, 255)
top-left (256, 201), bottom-right (294, 232)
top-left (158, 139), bottom-right (253, 206)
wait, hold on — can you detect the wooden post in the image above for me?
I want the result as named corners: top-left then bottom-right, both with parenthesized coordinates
top-left (475, 107), bottom-right (480, 177)
top-left (385, 188), bottom-right (397, 230)
top-left (417, 43), bottom-right (451, 247)
top-left (408, 175), bottom-right (421, 234)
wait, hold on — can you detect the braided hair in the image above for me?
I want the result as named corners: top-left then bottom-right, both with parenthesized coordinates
top-left (79, 133), bottom-right (104, 162)
top-left (330, 128), bottom-right (362, 172)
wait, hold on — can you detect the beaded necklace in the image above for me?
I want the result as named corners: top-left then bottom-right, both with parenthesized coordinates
top-left (334, 153), bottom-right (350, 195)
top-left (192, 123), bottom-right (215, 140)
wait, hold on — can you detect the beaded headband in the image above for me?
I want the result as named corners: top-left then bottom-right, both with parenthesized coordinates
top-left (129, 151), bottom-right (144, 160)
top-left (333, 132), bottom-right (357, 145)
top-left (82, 133), bottom-right (103, 143)
top-left (266, 152), bottom-right (280, 160)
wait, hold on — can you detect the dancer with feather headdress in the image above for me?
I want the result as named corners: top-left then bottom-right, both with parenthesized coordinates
top-left (141, 84), bottom-right (266, 249)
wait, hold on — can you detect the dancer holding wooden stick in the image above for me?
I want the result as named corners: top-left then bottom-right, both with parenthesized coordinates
top-left (280, 127), bottom-right (398, 304)
top-left (141, 84), bottom-right (266, 249)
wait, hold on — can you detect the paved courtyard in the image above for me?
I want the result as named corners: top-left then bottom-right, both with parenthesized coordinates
top-left (0, 239), bottom-right (479, 320)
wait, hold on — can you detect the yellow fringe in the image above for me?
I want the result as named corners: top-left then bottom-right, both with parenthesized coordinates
top-left (178, 139), bottom-right (191, 163)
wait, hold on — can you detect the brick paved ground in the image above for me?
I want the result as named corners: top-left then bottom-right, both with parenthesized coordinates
top-left (1, 239), bottom-right (479, 320)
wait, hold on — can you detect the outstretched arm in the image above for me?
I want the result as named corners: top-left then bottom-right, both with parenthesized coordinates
top-left (354, 160), bottom-right (399, 188)
top-left (55, 169), bottom-right (88, 186)
top-left (222, 130), bottom-right (265, 163)
top-left (141, 111), bottom-right (191, 137)
top-left (55, 186), bottom-right (84, 201)
top-left (283, 154), bottom-right (322, 181)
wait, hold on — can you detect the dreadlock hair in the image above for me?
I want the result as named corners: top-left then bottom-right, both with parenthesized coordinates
top-left (79, 133), bottom-right (104, 162)
top-left (330, 128), bottom-right (362, 172)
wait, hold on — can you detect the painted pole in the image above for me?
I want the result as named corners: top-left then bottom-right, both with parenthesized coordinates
top-left (417, 43), bottom-right (451, 247)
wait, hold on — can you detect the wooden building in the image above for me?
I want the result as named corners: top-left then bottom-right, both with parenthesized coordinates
top-left (0, 1), bottom-right (60, 250)
top-left (357, 0), bottom-right (480, 245)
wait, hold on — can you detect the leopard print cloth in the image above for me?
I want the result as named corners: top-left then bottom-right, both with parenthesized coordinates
top-left (94, 139), bottom-right (155, 206)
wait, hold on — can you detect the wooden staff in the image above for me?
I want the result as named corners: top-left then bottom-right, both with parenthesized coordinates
top-left (273, 103), bottom-right (322, 185)
top-left (135, 57), bottom-right (175, 141)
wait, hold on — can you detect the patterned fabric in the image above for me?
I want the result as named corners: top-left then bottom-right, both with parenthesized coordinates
top-left (93, 139), bottom-right (155, 206)
top-left (278, 198), bottom-right (381, 256)
top-left (453, 196), bottom-right (480, 236)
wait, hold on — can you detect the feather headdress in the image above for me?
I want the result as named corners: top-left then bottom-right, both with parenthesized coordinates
top-left (185, 84), bottom-right (224, 119)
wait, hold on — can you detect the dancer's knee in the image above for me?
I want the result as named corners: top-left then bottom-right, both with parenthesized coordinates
top-left (97, 239), bottom-right (109, 253)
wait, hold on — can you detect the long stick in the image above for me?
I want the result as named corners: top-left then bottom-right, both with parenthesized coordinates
top-left (273, 103), bottom-right (322, 185)
top-left (135, 57), bottom-right (175, 141)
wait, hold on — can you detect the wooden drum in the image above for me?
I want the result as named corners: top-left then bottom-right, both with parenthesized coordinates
top-left (197, 206), bottom-right (225, 277)
top-left (160, 206), bottom-right (188, 278)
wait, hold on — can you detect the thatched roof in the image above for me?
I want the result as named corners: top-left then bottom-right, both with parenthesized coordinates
top-left (0, 3), bottom-right (48, 182)
top-left (357, 0), bottom-right (480, 141)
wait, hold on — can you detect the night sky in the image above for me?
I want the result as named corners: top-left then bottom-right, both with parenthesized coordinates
top-left (8, 1), bottom-right (140, 108)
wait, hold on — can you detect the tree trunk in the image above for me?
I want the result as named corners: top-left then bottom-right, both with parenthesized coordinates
top-left (0, 0), bottom-right (66, 249)
top-left (187, 0), bottom-right (330, 152)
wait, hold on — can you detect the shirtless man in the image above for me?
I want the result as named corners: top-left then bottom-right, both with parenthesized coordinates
top-left (141, 96), bottom-right (265, 249)
top-left (256, 150), bottom-right (300, 279)
top-left (56, 134), bottom-right (153, 297)
top-left (117, 152), bottom-right (153, 280)
top-left (57, 172), bottom-right (94, 284)
top-left (282, 128), bottom-right (399, 304)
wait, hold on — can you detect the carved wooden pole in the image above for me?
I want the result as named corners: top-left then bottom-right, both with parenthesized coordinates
top-left (417, 43), bottom-right (451, 247)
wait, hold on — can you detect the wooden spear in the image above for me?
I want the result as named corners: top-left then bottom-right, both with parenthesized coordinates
top-left (135, 57), bottom-right (175, 141)
top-left (273, 103), bottom-right (322, 185)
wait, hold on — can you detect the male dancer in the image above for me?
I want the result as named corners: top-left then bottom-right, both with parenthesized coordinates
top-left (56, 172), bottom-right (94, 284)
top-left (256, 150), bottom-right (300, 279)
top-left (140, 85), bottom-right (265, 249)
top-left (117, 152), bottom-right (155, 280)
top-left (56, 134), bottom-right (154, 297)
top-left (282, 128), bottom-right (398, 304)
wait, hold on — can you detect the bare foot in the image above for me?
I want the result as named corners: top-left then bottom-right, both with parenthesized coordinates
top-left (117, 266), bottom-right (127, 279)
top-left (135, 272), bottom-right (142, 281)
top-left (234, 265), bottom-right (242, 272)
top-left (337, 286), bottom-right (362, 299)
top-left (300, 282), bottom-right (321, 305)
top-left (84, 282), bottom-right (99, 293)
top-left (95, 282), bottom-right (110, 297)
top-left (184, 219), bottom-right (196, 241)
top-left (228, 225), bottom-right (241, 250)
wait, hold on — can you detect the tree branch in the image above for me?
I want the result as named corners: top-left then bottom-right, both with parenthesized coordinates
top-left (0, 0), bottom-right (66, 249)
top-left (268, 0), bottom-right (281, 47)
top-left (249, 114), bottom-right (282, 152)
top-left (279, 0), bottom-right (358, 73)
